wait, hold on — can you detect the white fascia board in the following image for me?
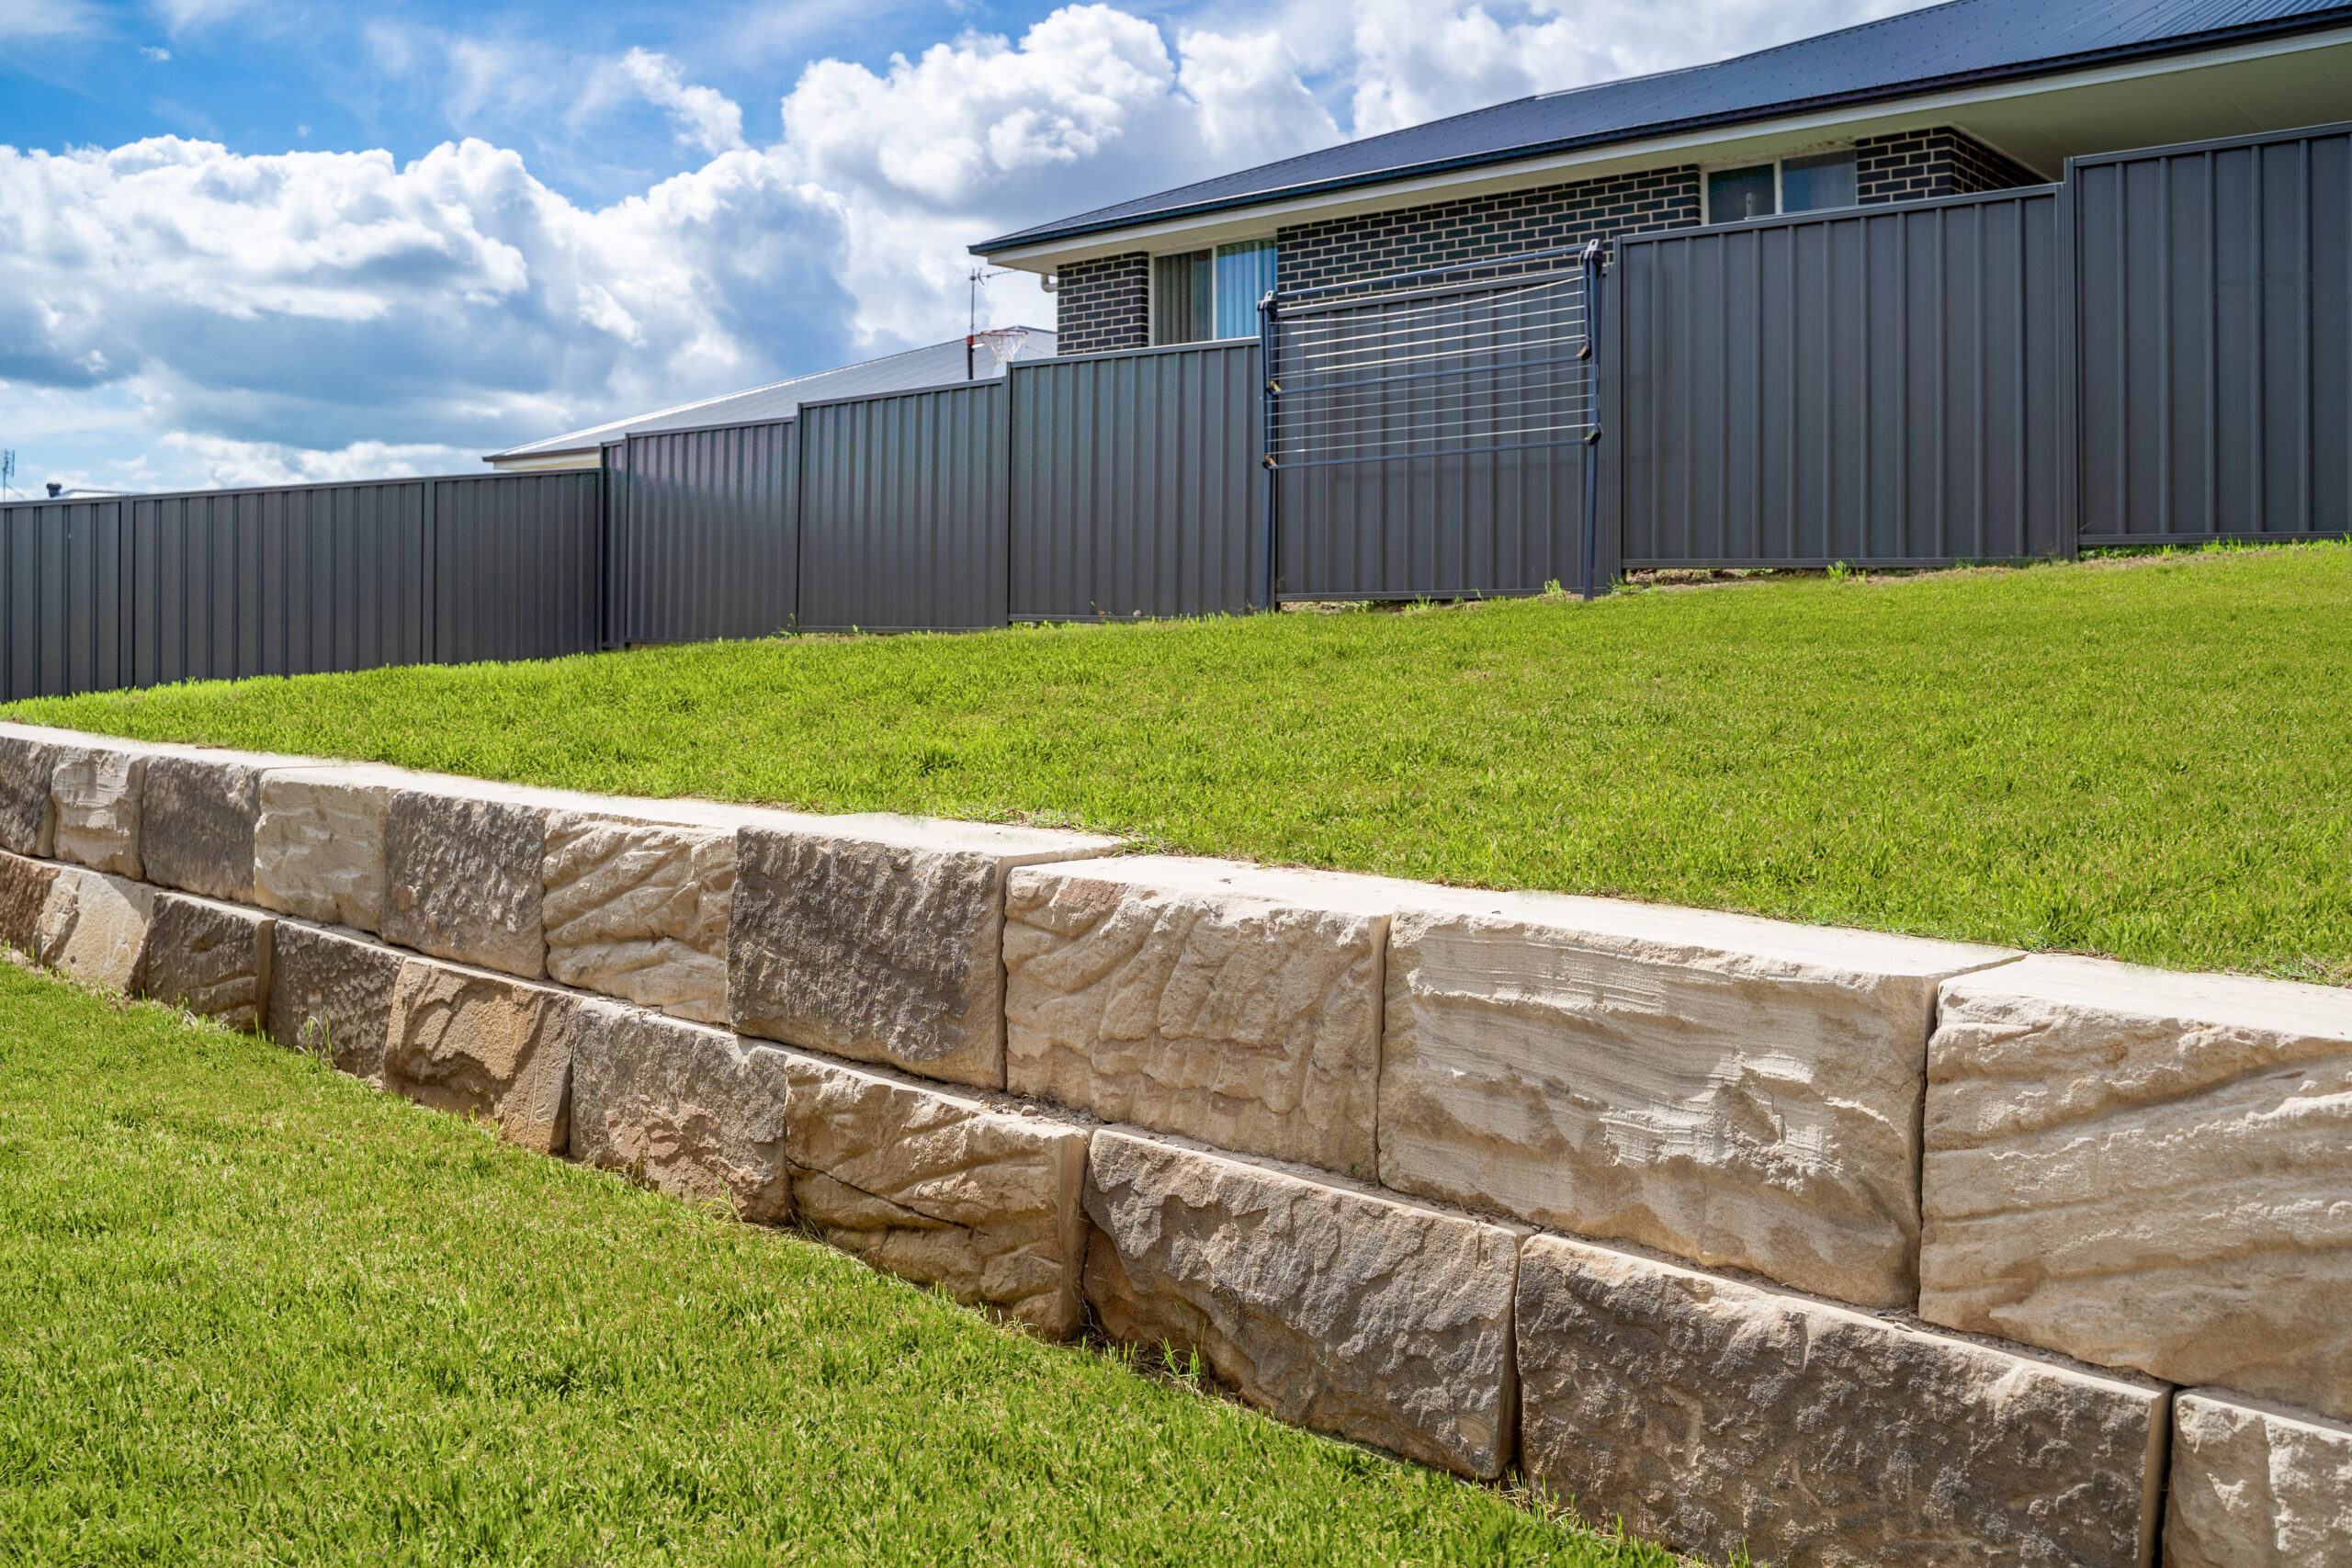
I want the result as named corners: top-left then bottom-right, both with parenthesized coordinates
top-left (983, 26), bottom-right (2352, 274)
top-left (483, 449), bottom-right (601, 472)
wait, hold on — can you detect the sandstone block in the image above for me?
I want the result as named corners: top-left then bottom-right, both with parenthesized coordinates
top-left (383, 956), bottom-right (579, 1154)
top-left (51, 741), bottom-right (154, 877)
top-left (730, 816), bottom-right (1119, 1089)
top-left (1083, 1128), bottom-right (1519, 1477)
top-left (1378, 886), bottom-right (2019, 1308)
top-left (0, 728), bottom-right (59, 856)
top-left (141, 750), bottom-right (304, 902)
top-left (1004, 857), bottom-right (1401, 1175)
top-left (0, 850), bottom-right (60, 953)
top-left (266, 921), bottom-right (405, 1079)
top-left (784, 1050), bottom-right (1089, 1336)
top-left (543, 811), bottom-right (733, 1022)
top-left (1516, 1233), bottom-right (2168, 1568)
top-left (382, 787), bottom-right (549, 978)
top-left (34, 864), bottom-right (154, 991)
top-left (2165, 1391), bottom-right (2352, 1568)
top-left (136, 893), bottom-right (273, 1029)
top-left (1920, 955), bottom-right (2352, 1418)
top-left (253, 765), bottom-right (416, 932)
top-left (571, 1000), bottom-right (791, 1221)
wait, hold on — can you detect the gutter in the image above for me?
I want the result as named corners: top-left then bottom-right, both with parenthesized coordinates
top-left (971, 7), bottom-right (2352, 255)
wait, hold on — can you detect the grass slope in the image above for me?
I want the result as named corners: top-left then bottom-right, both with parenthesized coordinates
top-left (13, 546), bottom-right (2350, 980)
top-left (0, 965), bottom-right (1663, 1565)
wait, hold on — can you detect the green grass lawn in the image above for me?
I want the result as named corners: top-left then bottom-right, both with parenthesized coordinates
top-left (0, 964), bottom-right (1665, 1565)
top-left (13, 544), bottom-right (2350, 982)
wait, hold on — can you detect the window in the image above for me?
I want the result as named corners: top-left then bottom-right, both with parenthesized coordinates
top-left (1152, 252), bottom-right (1213, 344)
top-left (1705, 150), bottom-right (1859, 224)
top-left (1153, 240), bottom-right (1276, 344)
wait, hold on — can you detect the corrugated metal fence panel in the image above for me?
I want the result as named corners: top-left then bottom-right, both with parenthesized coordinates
top-left (2074, 121), bottom-right (2352, 543)
top-left (616, 420), bottom-right (797, 643)
top-left (431, 471), bottom-right (604, 664)
top-left (798, 381), bottom-right (1009, 632)
top-left (251, 482), bottom-right (430, 677)
top-left (1009, 342), bottom-right (1261, 620)
top-left (0, 500), bottom-right (125, 700)
top-left (1617, 186), bottom-right (2065, 566)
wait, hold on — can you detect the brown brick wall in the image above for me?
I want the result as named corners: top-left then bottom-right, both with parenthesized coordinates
top-left (1053, 253), bottom-right (1149, 355)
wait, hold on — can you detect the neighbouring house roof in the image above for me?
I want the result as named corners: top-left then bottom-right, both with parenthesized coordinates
top-left (976, 0), bottom-right (2352, 256)
top-left (485, 329), bottom-right (1056, 468)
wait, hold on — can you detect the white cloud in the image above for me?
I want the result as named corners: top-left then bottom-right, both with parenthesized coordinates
top-left (0, 0), bottom-right (89, 39)
top-left (617, 49), bottom-right (747, 156)
top-left (140, 44), bottom-right (170, 61)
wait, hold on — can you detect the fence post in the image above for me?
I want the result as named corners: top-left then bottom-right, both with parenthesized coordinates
top-left (1258, 289), bottom-right (1280, 612)
top-left (1581, 240), bottom-right (1605, 602)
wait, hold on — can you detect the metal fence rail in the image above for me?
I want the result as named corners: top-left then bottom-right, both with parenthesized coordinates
top-left (1265, 244), bottom-right (1604, 602)
top-left (2073, 120), bottom-right (2352, 546)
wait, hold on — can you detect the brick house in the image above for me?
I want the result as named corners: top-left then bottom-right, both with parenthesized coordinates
top-left (973, 0), bottom-right (2352, 355)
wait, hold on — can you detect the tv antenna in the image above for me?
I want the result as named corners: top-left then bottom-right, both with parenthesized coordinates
top-left (0, 451), bottom-right (14, 502)
top-left (966, 266), bottom-right (1009, 379)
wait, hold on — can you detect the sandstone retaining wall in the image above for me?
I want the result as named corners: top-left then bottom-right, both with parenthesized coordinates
top-left (2, 720), bottom-right (2342, 1567)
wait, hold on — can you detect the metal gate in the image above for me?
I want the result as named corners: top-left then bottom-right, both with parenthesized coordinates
top-left (1261, 243), bottom-right (1604, 604)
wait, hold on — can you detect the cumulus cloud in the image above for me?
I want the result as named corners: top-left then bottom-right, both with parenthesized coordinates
top-left (617, 48), bottom-right (748, 156)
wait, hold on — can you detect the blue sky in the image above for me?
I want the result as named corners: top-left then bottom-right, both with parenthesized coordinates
top-left (0, 0), bottom-right (1909, 491)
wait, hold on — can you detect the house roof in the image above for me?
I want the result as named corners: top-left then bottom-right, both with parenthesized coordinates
top-left (486, 328), bottom-right (1056, 462)
top-left (975, 0), bottom-right (2352, 254)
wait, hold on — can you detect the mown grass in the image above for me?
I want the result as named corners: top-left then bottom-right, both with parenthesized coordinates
top-left (13, 543), bottom-right (2350, 981)
top-left (0, 964), bottom-right (1665, 1565)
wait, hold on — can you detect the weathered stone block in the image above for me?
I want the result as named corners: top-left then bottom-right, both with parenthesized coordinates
top-left (1515, 1233), bottom-right (2169, 1568)
top-left (0, 850), bottom-right (60, 953)
top-left (1083, 1128), bottom-right (1520, 1477)
top-left (141, 751), bottom-right (294, 902)
top-left (253, 765), bottom-right (413, 931)
top-left (784, 1050), bottom-right (1089, 1336)
top-left (571, 1000), bottom-right (791, 1221)
top-left (1378, 886), bottom-right (2019, 1308)
top-left (2165, 1391), bottom-right (2352, 1568)
top-left (1920, 955), bottom-right (2352, 1419)
top-left (137, 893), bottom-right (273, 1029)
top-left (35, 864), bottom-right (154, 991)
top-left (383, 956), bottom-right (579, 1154)
top-left (266, 921), bottom-right (404, 1080)
top-left (381, 788), bottom-right (548, 978)
top-left (730, 816), bottom-right (1119, 1089)
top-left (0, 727), bottom-right (60, 856)
top-left (1004, 857), bottom-right (1400, 1175)
top-left (543, 812), bottom-right (733, 1022)
top-left (51, 741), bottom-right (153, 877)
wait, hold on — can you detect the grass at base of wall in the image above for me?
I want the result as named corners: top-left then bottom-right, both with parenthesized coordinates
top-left (12, 542), bottom-right (2350, 982)
top-left (0, 963), bottom-right (1668, 1566)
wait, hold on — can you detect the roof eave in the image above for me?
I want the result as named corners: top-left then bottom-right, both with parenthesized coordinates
top-left (971, 8), bottom-right (2352, 256)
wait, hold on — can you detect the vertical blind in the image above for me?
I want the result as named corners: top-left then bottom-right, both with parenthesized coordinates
top-left (1215, 241), bottom-right (1278, 340)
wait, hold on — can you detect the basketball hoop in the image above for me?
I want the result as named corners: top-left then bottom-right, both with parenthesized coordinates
top-left (967, 325), bottom-right (1030, 374)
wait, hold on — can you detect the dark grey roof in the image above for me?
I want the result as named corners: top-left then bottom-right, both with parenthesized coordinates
top-left (488, 328), bottom-right (1056, 459)
top-left (978, 0), bottom-right (2352, 252)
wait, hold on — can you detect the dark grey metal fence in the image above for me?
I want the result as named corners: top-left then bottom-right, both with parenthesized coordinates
top-left (2072, 120), bottom-right (2352, 546)
top-left (1614, 186), bottom-right (2068, 568)
top-left (1267, 250), bottom-right (1603, 600)
top-left (798, 381), bottom-right (1009, 633)
top-left (1009, 342), bottom-right (1261, 620)
top-left (0, 469), bottom-right (600, 699)
top-left (612, 420), bottom-right (798, 644)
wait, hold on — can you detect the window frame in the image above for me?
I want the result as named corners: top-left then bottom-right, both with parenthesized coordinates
top-left (1702, 148), bottom-right (1860, 225)
top-left (1149, 241), bottom-right (1275, 345)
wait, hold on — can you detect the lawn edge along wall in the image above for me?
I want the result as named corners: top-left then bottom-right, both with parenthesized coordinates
top-left (0, 721), bottom-right (2345, 1568)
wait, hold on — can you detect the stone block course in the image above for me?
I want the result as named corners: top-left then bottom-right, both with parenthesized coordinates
top-left (266, 921), bottom-right (405, 1079)
top-left (35, 863), bottom-right (155, 991)
top-left (1004, 856), bottom-right (1401, 1175)
top-left (784, 1049), bottom-right (1090, 1336)
top-left (382, 955), bottom-right (580, 1155)
top-left (571, 1000), bottom-right (791, 1222)
top-left (0, 849), bottom-right (59, 953)
top-left (1083, 1128), bottom-right (1521, 1478)
top-left (1920, 955), bottom-right (2352, 1419)
top-left (253, 764), bottom-right (417, 931)
top-left (0, 728), bottom-right (59, 856)
top-left (137, 893), bottom-right (272, 1029)
top-left (141, 751), bottom-right (301, 902)
top-left (730, 816), bottom-right (1120, 1089)
top-left (382, 786), bottom-right (551, 979)
top-left (1515, 1233), bottom-right (2169, 1568)
top-left (2165, 1391), bottom-right (2352, 1567)
top-left (1379, 886), bottom-right (2018, 1308)
top-left (543, 811), bottom-right (734, 1023)
top-left (51, 739), bottom-right (157, 876)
